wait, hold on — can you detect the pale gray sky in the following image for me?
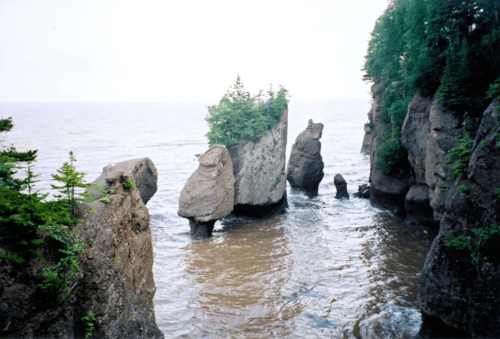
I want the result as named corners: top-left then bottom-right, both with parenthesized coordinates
top-left (0, 0), bottom-right (388, 102)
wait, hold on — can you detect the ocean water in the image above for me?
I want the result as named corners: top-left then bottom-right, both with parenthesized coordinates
top-left (0, 100), bottom-right (434, 338)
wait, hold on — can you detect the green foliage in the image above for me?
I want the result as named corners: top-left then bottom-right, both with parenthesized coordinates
top-left (123, 178), bottom-right (136, 188)
top-left (270, 175), bottom-right (281, 191)
top-left (375, 138), bottom-right (406, 175)
top-left (441, 188), bottom-right (450, 195)
top-left (99, 197), bottom-right (110, 204)
top-left (478, 139), bottom-right (487, 149)
top-left (457, 185), bottom-right (469, 192)
top-left (89, 207), bottom-right (96, 213)
top-left (205, 75), bottom-right (289, 146)
top-left (364, 0), bottom-right (500, 171)
top-left (445, 224), bottom-right (500, 269)
top-left (0, 117), bottom-right (13, 132)
top-left (486, 78), bottom-right (500, 100)
top-left (445, 116), bottom-right (474, 178)
top-left (51, 151), bottom-right (89, 217)
top-left (82, 183), bottom-right (115, 202)
top-left (0, 148), bottom-right (38, 190)
top-left (0, 157), bottom-right (75, 265)
top-left (494, 188), bottom-right (500, 199)
top-left (37, 222), bottom-right (88, 294)
top-left (81, 311), bottom-right (95, 339)
top-left (0, 119), bottom-right (92, 297)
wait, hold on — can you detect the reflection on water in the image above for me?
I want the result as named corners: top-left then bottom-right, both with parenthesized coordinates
top-left (1, 100), bottom-right (434, 338)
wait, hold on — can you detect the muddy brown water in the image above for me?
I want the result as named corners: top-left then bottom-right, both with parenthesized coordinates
top-left (2, 100), bottom-right (435, 338)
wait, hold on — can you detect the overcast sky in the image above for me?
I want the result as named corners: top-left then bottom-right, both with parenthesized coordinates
top-left (0, 0), bottom-right (388, 103)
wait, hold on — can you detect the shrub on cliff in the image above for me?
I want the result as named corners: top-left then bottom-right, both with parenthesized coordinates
top-left (205, 75), bottom-right (288, 146)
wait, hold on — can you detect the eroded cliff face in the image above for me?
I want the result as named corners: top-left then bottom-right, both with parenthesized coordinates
top-left (400, 93), bottom-right (463, 225)
top-left (362, 85), bottom-right (500, 336)
top-left (368, 83), bottom-right (411, 214)
top-left (227, 107), bottom-right (288, 216)
top-left (0, 159), bottom-right (163, 339)
top-left (417, 100), bottom-right (500, 336)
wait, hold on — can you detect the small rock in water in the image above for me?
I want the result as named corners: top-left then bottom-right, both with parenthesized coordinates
top-left (334, 174), bottom-right (349, 199)
top-left (353, 184), bottom-right (370, 199)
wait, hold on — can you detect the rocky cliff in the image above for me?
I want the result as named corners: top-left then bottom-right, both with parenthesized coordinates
top-left (361, 109), bottom-right (373, 154)
top-left (363, 83), bottom-right (500, 336)
top-left (368, 83), bottom-right (411, 214)
top-left (0, 158), bottom-right (163, 339)
top-left (418, 99), bottom-right (500, 336)
top-left (227, 107), bottom-right (288, 216)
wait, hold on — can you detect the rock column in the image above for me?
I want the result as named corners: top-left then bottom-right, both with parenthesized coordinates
top-left (178, 147), bottom-right (235, 236)
top-left (286, 119), bottom-right (324, 193)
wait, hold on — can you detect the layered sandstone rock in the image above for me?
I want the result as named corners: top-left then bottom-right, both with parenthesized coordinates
top-left (227, 107), bottom-right (288, 216)
top-left (0, 160), bottom-right (163, 339)
top-left (286, 119), bottom-right (324, 192)
top-left (178, 147), bottom-right (235, 236)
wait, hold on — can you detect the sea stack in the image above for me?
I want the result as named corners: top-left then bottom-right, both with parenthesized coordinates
top-left (286, 119), bottom-right (324, 193)
top-left (227, 107), bottom-right (288, 217)
top-left (178, 147), bottom-right (235, 236)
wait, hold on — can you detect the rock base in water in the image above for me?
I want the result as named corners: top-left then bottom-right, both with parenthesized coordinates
top-left (415, 313), bottom-right (470, 339)
top-left (232, 193), bottom-right (288, 218)
top-left (334, 174), bottom-right (349, 199)
top-left (353, 184), bottom-right (370, 199)
top-left (289, 186), bottom-right (319, 198)
top-left (404, 185), bottom-right (435, 225)
top-left (189, 219), bottom-right (216, 237)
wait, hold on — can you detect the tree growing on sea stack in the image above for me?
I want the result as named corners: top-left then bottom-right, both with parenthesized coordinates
top-left (205, 75), bottom-right (289, 146)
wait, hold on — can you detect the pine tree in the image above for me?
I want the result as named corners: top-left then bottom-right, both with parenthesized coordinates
top-left (205, 75), bottom-right (288, 146)
top-left (51, 151), bottom-right (88, 217)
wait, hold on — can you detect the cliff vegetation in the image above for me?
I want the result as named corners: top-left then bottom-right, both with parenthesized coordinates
top-left (363, 0), bottom-right (500, 175)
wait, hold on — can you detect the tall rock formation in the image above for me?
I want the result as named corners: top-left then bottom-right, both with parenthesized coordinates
top-left (286, 119), bottom-right (324, 193)
top-left (0, 159), bottom-right (163, 339)
top-left (227, 107), bottom-right (288, 217)
top-left (178, 147), bottom-right (235, 236)
top-left (418, 99), bottom-right (500, 336)
top-left (367, 83), bottom-right (411, 214)
top-left (365, 86), bottom-right (500, 336)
